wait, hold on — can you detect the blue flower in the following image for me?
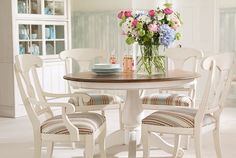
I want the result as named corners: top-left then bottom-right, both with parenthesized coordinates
top-left (159, 24), bottom-right (176, 47)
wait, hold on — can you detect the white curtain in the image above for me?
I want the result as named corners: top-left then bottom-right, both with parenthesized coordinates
top-left (220, 8), bottom-right (236, 52)
top-left (71, 11), bottom-right (132, 63)
top-left (220, 8), bottom-right (236, 98)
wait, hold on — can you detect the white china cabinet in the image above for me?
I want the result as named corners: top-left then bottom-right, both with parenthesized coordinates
top-left (0, 0), bottom-right (71, 117)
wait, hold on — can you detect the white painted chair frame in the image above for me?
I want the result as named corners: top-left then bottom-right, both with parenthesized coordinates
top-left (142, 53), bottom-right (235, 158)
top-left (141, 48), bottom-right (204, 150)
top-left (59, 48), bottom-right (123, 128)
top-left (15, 54), bottom-right (107, 158)
top-left (142, 47), bottom-right (204, 109)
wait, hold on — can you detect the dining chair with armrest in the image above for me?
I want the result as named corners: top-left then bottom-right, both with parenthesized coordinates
top-left (142, 53), bottom-right (235, 158)
top-left (60, 48), bottom-right (123, 129)
top-left (15, 54), bottom-right (107, 158)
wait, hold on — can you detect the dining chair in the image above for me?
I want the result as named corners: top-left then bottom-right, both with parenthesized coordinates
top-left (141, 47), bottom-right (204, 109)
top-left (59, 48), bottom-right (123, 129)
top-left (141, 48), bottom-right (204, 149)
top-left (142, 53), bottom-right (235, 158)
top-left (15, 54), bottom-right (107, 158)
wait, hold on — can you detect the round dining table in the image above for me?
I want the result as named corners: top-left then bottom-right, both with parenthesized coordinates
top-left (64, 70), bottom-right (200, 158)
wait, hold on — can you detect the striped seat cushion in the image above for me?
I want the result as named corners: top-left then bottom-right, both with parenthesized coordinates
top-left (69, 93), bottom-right (123, 106)
top-left (142, 93), bottom-right (192, 107)
top-left (41, 113), bottom-right (105, 135)
top-left (142, 108), bottom-right (215, 128)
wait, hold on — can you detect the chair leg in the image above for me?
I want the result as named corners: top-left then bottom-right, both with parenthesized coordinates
top-left (213, 123), bottom-right (222, 158)
top-left (34, 133), bottom-right (42, 158)
top-left (173, 135), bottom-right (181, 158)
top-left (46, 141), bottom-right (54, 158)
top-left (142, 126), bottom-right (150, 158)
top-left (181, 135), bottom-right (190, 150)
top-left (85, 135), bottom-right (95, 158)
top-left (119, 103), bottom-right (124, 129)
top-left (194, 131), bottom-right (202, 158)
top-left (99, 130), bottom-right (107, 158)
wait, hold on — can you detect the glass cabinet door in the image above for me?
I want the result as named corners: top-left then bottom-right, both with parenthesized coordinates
top-left (17, 0), bottom-right (41, 14)
top-left (45, 24), bottom-right (65, 55)
top-left (18, 24), bottom-right (43, 55)
top-left (44, 0), bottom-right (64, 15)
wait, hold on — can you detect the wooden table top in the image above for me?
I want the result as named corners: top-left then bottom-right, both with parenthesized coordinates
top-left (64, 70), bottom-right (200, 83)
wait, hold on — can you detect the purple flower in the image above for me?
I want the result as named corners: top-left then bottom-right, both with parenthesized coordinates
top-left (159, 24), bottom-right (176, 47)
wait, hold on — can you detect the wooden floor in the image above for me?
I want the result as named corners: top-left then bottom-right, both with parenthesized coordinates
top-left (0, 106), bottom-right (236, 158)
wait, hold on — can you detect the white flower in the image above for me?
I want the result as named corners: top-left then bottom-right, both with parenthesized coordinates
top-left (157, 12), bottom-right (165, 20)
top-left (137, 15), bottom-right (151, 23)
top-left (121, 17), bottom-right (133, 34)
top-left (166, 14), bottom-right (175, 21)
top-left (131, 30), bottom-right (138, 37)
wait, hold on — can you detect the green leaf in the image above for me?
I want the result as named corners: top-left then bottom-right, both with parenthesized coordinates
top-left (137, 23), bottom-right (143, 29)
top-left (119, 19), bottom-right (126, 27)
top-left (175, 32), bottom-right (181, 40)
top-left (138, 30), bottom-right (145, 37)
top-left (147, 32), bottom-right (154, 38)
top-left (126, 37), bottom-right (135, 45)
top-left (164, 3), bottom-right (173, 8)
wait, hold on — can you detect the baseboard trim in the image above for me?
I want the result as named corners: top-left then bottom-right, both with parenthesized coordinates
top-left (225, 98), bottom-right (236, 107)
top-left (0, 104), bottom-right (26, 118)
top-left (0, 105), bottom-right (15, 117)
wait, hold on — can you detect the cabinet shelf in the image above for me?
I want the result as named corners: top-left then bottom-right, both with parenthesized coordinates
top-left (45, 39), bottom-right (64, 41)
top-left (19, 39), bottom-right (43, 42)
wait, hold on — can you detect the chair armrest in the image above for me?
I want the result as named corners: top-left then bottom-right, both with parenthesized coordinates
top-left (43, 91), bottom-right (91, 103)
top-left (28, 98), bottom-right (75, 114)
top-left (28, 98), bottom-right (80, 141)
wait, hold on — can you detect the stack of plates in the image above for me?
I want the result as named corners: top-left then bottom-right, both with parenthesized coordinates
top-left (92, 64), bottom-right (121, 75)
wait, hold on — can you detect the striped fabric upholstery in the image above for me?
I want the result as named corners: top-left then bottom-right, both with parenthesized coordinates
top-left (69, 93), bottom-right (123, 106)
top-left (142, 93), bottom-right (192, 107)
top-left (41, 113), bottom-right (105, 135)
top-left (142, 108), bottom-right (215, 128)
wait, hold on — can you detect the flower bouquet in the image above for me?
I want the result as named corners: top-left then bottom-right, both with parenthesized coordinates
top-left (118, 3), bottom-right (182, 75)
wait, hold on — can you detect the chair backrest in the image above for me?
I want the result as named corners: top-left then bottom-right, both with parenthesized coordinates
top-left (165, 48), bottom-right (204, 72)
top-left (60, 48), bottom-right (107, 74)
top-left (59, 48), bottom-right (108, 92)
top-left (196, 53), bottom-right (235, 124)
top-left (15, 55), bottom-right (53, 129)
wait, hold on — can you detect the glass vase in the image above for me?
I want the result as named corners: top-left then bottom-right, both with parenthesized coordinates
top-left (137, 45), bottom-right (166, 76)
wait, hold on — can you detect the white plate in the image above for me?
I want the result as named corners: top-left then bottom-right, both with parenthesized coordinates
top-left (92, 68), bottom-right (121, 73)
top-left (93, 63), bottom-right (120, 69)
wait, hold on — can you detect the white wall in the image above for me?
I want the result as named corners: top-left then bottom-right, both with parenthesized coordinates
top-left (71, 0), bottom-right (132, 12)
top-left (219, 0), bottom-right (236, 8)
top-left (132, 0), bottom-right (157, 10)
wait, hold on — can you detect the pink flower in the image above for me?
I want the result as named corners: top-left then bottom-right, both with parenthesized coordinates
top-left (118, 11), bottom-right (124, 19)
top-left (163, 8), bottom-right (173, 15)
top-left (132, 19), bottom-right (138, 27)
top-left (124, 11), bottom-right (132, 17)
top-left (148, 10), bottom-right (155, 17)
top-left (148, 24), bottom-right (158, 33)
top-left (171, 18), bottom-right (181, 30)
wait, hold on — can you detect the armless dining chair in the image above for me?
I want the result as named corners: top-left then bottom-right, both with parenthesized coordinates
top-left (15, 54), bottom-right (107, 158)
top-left (141, 48), bottom-right (204, 149)
top-left (142, 53), bottom-right (235, 158)
top-left (141, 47), bottom-right (204, 110)
top-left (59, 48), bottom-right (123, 129)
